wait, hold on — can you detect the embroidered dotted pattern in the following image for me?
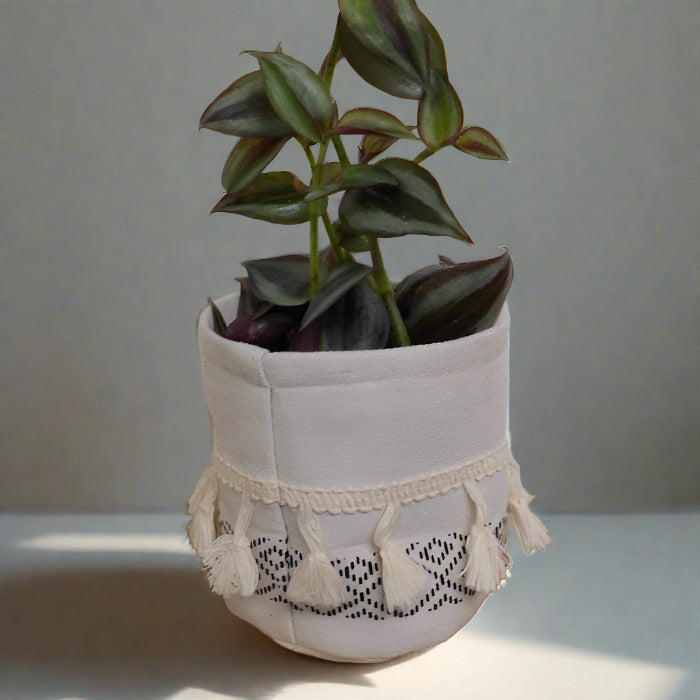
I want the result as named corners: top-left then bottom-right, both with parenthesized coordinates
top-left (219, 516), bottom-right (508, 619)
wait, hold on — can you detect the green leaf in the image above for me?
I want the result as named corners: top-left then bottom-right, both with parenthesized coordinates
top-left (199, 71), bottom-right (294, 138)
top-left (338, 157), bottom-right (471, 242)
top-left (300, 262), bottom-right (372, 328)
top-left (211, 171), bottom-right (326, 224)
top-left (236, 277), bottom-right (274, 319)
top-left (321, 279), bottom-right (390, 350)
top-left (251, 51), bottom-right (334, 142)
top-left (221, 137), bottom-right (289, 193)
top-left (243, 254), bottom-right (328, 306)
top-left (358, 133), bottom-right (400, 163)
top-left (396, 248), bottom-right (514, 344)
top-left (452, 126), bottom-right (509, 161)
top-left (305, 164), bottom-right (398, 202)
top-left (420, 12), bottom-right (447, 75)
top-left (338, 0), bottom-right (430, 97)
top-left (418, 69), bottom-right (463, 149)
top-left (331, 108), bottom-right (417, 139)
top-left (208, 297), bottom-right (228, 336)
top-left (336, 16), bottom-right (424, 99)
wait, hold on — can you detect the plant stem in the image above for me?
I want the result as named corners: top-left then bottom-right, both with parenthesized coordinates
top-left (413, 147), bottom-right (436, 164)
top-left (321, 28), bottom-right (341, 89)
top-left (321, 211), bottom-right (347, 263)
top-left (307, 139), bottom-right (329, 294)
top-left (332, 135), bottom-right (351, 168)
top-left (368, 237), bottom-right (411, 347)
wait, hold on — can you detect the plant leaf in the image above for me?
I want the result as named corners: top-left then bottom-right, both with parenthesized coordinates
top-left (243, 254), bottom-right (328, 306)
top-left (199, 71), bottom-right (294, 138)
top-left (305, 164), bottom-right (398, 202)
top-left (331, 108), bottom-right (417, 139)
top-left (420, 11), bottom-right (447, 75)
top-left (321, 279), bottom-right (390, 350)
top-left (396, 248), bottom-right (514, 344)
top-left (452, 126), bottom-right (509, 161)
top-left (338, 157), bottom-right (471, 242)
top-left (251, 51), bottom-right (334, 142)
top-left (320, 161), bottom-right (343, 185)
top-left (224, 311), bottom-right (296, 351)
top-left (358, 133), bottom-right (399, 163)
top-left (300, 262), bottom-right (372, 328)
top-left (221, 137), bottom-right (289, 193)
top-left (212, 171), bottom-right (326, 224)
top-left (418, 68), bottom-right (463, 149)
top-left (237, 277), bottom-right (274, 319)
top-left (208, 297), bottom-right (228, 336)
top-left (338, 0), bottom-right (430, 97)
top-left (336, 15), bottom-right (424, 99)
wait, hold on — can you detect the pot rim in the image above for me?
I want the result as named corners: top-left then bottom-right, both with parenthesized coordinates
top-left (199, 292), bottom-right (509, 359)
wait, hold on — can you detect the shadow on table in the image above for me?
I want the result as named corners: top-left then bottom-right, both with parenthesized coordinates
top-left (0, 566), bottom-right (404, 699)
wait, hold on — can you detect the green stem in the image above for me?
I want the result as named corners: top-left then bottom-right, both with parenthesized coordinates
top-left (321, 28), bottom-right (341, 89)
top-left (332, 135), bottom-right (351, 168)
top-left (307, 140), bottom-right (329, 295)
top-left (321, 211), bottom-right (347, 264)
top-left (413, 147), bottom-right (436, 164)
top-left (368, 237), bottom-right (410, 347)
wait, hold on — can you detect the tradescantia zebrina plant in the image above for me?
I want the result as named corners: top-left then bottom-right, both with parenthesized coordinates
top-left (201, 0), bottom-right (513, 351)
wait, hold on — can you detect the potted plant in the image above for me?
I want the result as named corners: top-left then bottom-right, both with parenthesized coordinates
top-left (187, 0), bottom-right (550, 663)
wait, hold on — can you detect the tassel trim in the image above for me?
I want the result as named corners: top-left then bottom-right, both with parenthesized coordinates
top-left (186, 465), bottom-right (219, 556)
top-left (373, 500), bottom-right (430, 613)
top-left (286, 500), bottom-right (348, 611)
top-left (187, 440), bottom-right (550, 606)
top-left (507, 456), bottom-right (552, 554)
top-left (462, 478), bottom-right (512, 593)
top-left (201, 490), bottom-right (258, 597)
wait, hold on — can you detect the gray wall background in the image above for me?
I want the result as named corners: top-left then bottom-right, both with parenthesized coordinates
top-left (1, 1), bottom-right (698, 512)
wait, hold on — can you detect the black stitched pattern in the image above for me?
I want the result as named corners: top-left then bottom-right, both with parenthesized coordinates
top-left (218, 516), bottom-right (509, 619)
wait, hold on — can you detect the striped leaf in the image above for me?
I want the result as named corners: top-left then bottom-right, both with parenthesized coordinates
top-left (251, 51), bottom-right (334, 142)
top-left (338, 157), bottom-right (471, 242)
top-left (395, 248), bottom-right (514, 344)
top-left (199, 71), bottom-right (294, 138)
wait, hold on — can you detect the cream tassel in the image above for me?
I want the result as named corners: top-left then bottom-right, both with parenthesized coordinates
top-left (186, 466), bottom-right (219, 556)
top-left (201, 491), bottom-right (258, 597)
top-left (373, 500), bottom-right (429, 613)
top-left (462, 477), bottom-right (511, 593)
top-left (286, 500), bottom-right (348, 611)
top-left (507, 456), bottom-right (552, 554)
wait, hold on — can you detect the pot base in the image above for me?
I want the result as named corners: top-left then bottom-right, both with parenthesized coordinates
top-left (224, 590), bottom-right (489, 663)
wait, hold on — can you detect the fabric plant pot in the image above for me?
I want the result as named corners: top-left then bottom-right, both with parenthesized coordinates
top-left (187, 292), bottom-right (550, 663)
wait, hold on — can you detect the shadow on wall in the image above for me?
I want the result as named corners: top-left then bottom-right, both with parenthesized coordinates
top-left (0, 567), bottom-right (388, 699)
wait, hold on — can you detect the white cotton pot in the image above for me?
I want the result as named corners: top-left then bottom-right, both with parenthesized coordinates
top-left (188, 293), bottom-right (550, 663)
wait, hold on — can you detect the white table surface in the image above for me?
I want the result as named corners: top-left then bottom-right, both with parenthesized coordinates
top-left (1, 512), bottom-right (698, 700)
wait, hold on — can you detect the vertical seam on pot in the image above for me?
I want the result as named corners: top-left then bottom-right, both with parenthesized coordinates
top-left (261, 356), bottom-right (298, 647)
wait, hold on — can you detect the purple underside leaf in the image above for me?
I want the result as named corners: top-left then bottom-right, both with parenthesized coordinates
top-left (395, 248), bottom-right (514, 344)
top-left (223, 312), bottom-right (296, 351)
